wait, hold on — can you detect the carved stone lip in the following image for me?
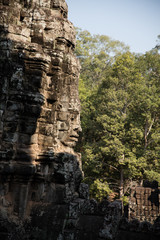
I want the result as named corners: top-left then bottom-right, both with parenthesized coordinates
top-left (69, 135), bottom-right (79, 141)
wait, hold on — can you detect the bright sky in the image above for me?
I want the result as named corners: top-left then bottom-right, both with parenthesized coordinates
top-left (66, 0), bottom-right (160, 54)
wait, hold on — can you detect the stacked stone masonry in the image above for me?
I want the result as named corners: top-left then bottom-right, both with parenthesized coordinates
top-left (129, 185), bottom-right (160, 223)
top-left (0, 0), bottom-right (81, 162)
top-left (0, 0), bottom-right (160, 239)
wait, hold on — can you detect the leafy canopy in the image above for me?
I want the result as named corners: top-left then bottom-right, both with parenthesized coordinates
top-left (75, 29), bottom-right (160, 201)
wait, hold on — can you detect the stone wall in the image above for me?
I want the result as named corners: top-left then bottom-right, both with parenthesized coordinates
top-left (129, 184), bottom-right (160, 223)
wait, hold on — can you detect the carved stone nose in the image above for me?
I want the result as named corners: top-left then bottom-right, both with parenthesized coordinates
top-left (73, 124), bottom-right (82, 132)
top-left (78, 126), bottom-right (82, 132)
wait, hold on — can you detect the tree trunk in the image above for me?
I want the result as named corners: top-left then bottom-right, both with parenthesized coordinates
top-left (144, 116), bottom-right (155, 149)
top-left (119, 168), bottom-right (124, 199)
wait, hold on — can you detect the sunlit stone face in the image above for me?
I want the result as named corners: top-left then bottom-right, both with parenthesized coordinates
top-left (52, 42), bottom-right (81, 151)
top-left (34, 36), bottom-right (81, 156)
top-left (57, 101), bottom-right (81, 148)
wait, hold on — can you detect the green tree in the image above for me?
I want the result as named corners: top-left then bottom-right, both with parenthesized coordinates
top-left (75, 28), bottom-right (129, 90)
top-left (76, 29), bottom-right (160, 201)
top-left (76, 28), bottom-right (129, 149)
top-left (131, 50), bottom-right (160, 183)
top-left (155, 35), bottom-right (160, 50)
top-left (86, 52), bottom-right (144, 198)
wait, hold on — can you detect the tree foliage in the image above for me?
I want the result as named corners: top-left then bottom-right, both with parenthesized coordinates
top-left (75, 29), bottom-right (160, 201)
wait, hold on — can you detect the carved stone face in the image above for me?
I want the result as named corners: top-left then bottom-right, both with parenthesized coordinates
top-left (35, 37), bottom-right (81, 155)
top-left (0, 0), bottom-right (81, 161)
top-left (57, 103), bottom-right (81, 148)
top-left (53, 44), bottom-right (81, 150)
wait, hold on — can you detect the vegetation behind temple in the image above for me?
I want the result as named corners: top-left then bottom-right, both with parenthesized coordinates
top-left (75, 28), bottom-right (160, 202)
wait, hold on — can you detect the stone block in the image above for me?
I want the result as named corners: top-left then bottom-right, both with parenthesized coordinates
top-left (55, 184), bottom-right (65, 203)
top-left (144, 210), bottom-right (149, 217)
top-left (3, 121), bottom-right (18, 133)
top-left (144, 199), bottom-right (149, 206)
top-left (44, 183), bottom-right (56, 203)
top-left (136, 194), bottom-right (141, 199)
top-left (137, 199), bottom-right (141, 205)
top-left (57, 112), bottom-right (68, 121)
top-left (78, 183), bottom-right (89, 200)
top-left (38, 123), bottom-right (53, 136)
top-left (40, 108), bottom-right (52, 122)
top-left (24, 104), bottom-right (41, 117)
top-left (19, 121), bottom-right (37, 135)
top-left (152, 204), bottom-right (158, 211)
top-left (145, 188), bottom-right (152, 194)
top-left (130, 197), bottom-right (136, 204)
top-left (3, 0), bottom-right (9, 6)
top-left (18, 133), bottom-right (31, 145)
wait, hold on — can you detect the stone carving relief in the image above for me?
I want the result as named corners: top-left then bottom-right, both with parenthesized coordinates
top-left (0, 0), bottom-right (82, 221)
top-left (0, 0), bottom-right (81, 164)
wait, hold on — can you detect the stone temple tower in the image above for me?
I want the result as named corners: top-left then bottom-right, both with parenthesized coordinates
top-left (0, 0), bottom-right (83, 235)
top-left (0, 0), bottom-right (81, 163)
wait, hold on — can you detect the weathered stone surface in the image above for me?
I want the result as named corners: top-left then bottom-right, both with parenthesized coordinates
top-left (0, 0), bottom-right (81, 165)
top-left (0, 0), bottom-right (83, 238)
top-left (129, 184), bottom-right (160, 223)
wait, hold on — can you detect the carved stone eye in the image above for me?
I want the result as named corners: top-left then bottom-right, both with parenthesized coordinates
top-left (70, 114), bottom-right (76, 121)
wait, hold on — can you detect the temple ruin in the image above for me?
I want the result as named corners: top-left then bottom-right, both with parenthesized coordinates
top-left (0, 0), bottom-right (160, 239)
